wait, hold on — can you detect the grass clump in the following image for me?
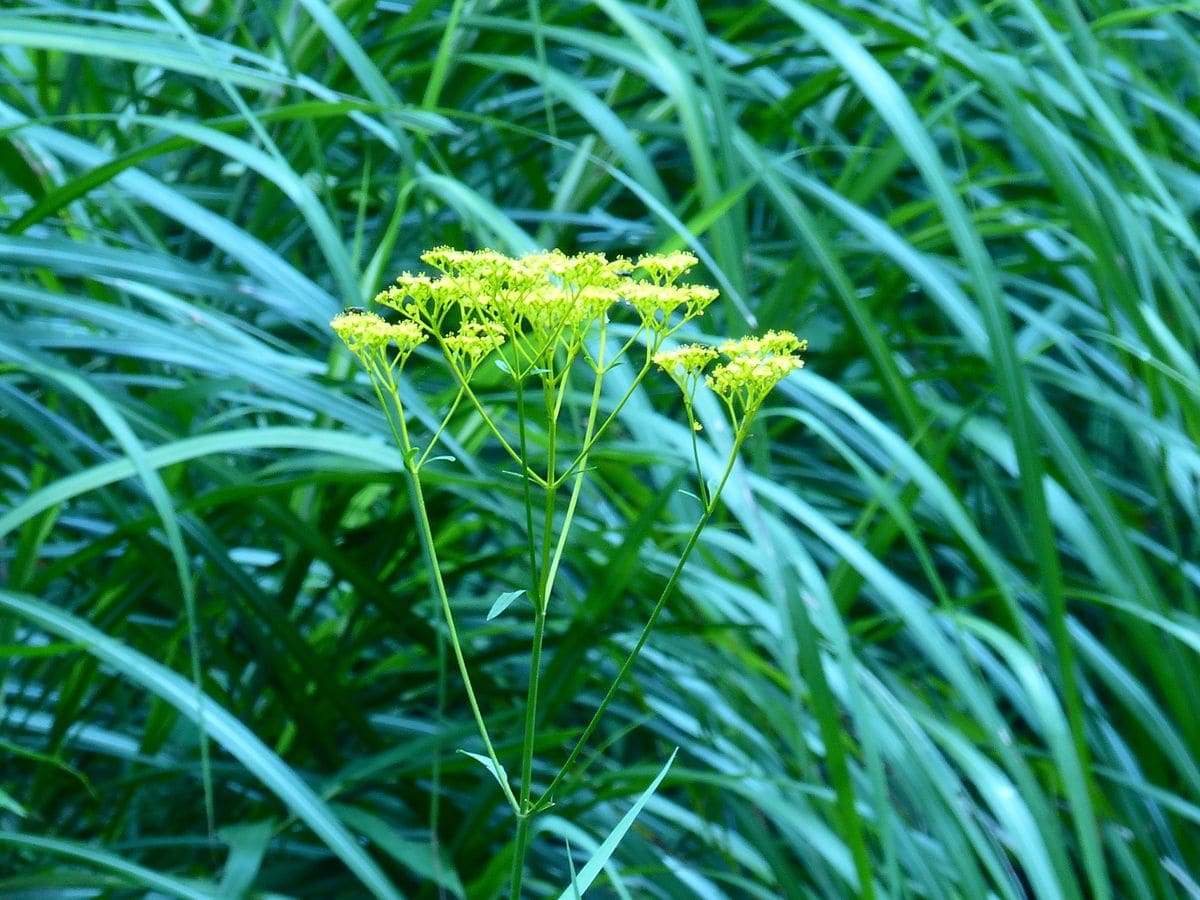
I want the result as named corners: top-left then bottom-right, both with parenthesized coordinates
top-left (0, 1), bottom-right (1197, 897)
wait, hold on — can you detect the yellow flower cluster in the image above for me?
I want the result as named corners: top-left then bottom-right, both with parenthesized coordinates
top-left (331, 248), bottom-right (806, 449)
top-left (330, 310), bottom-right (427, 359)
top-left (353, 247), bottom-right (718, 381)
top-left (719, 330), bottom-right (806, 357)
top-left (624, 283), bottom-right (719, 328)
top-left (442, 320), bottom-right (508, 370)
top-left (652, 343), bottom-right (718, 376)
top-left (636, 251), bottom-right (701, 284)
top-left (708, 330), bottom-right (806, 418)
top-left (707, 353), bottom-right (804, 402)
top-left (654, 329), bottom-right (806, 434)
top-left (516, 284), bottom-right (618, 334)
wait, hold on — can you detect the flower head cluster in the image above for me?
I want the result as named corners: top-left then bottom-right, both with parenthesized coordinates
top-left (330, 310), bottom-right (427, 363)
top-left (708, 330), bottom-right (806, 425)
top-left (706, 353), bottom-right (803, 404)
top-left (625, 283), bottom-right (718, 329)
top-left (653, 343), bottom-right (719, 377)
top-left (636, 251), bottom-right (699, 285)
top-left (654, 329), bottom-right (806, 436)
top-left (719, 330), bottom-right (806, 357)
top-left (442, 320), bottom-right (508, 372)
top-left (354, 248), bottom-right (719, 383)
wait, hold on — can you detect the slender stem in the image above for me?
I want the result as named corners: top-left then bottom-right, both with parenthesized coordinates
top-left (510, 320), bottom-right (609, 894)
top-left (418, 386), bottom-right (467, 468)
top-left (544, 321), bottom-right (608, 602)
top-left (608, 320), bottom-right (652, 367)
top-left (509, 815), bottom-right (532, 900)
top-left (430, 628), bottom-right (447, 899)
top-left (550, 343), bottom-right (582, 427)
top-left (508, 598), bottom-right (545, 900)
top-left (540, 372), bottom-right (559, 599)
top-left (556, 355), bottom-right (652, 488)
top-left (439, 346), bottom-right (546, 486)
top-left (510, 372), bottom-right (561, 897)
top-left (513, 374), bottom-right (541, 595)
top-left (364, 351), bottom-right (519, 814)
top-left (512, 365), bottom-right (543, 831)
top-left (682, 392), bottom-right (710, 508)
top-left (533, 439), bottom-right (743, 811)
top-left (405, 451), bottom-right (520, 815)
top-left (362, 355), bottom-right (408, 454)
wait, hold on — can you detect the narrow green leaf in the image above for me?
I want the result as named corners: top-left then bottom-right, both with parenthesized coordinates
top-left (217, 820), bottom-right (275, 899)
top-left (555, 748), bottom-right (677, 899)
top-left (458, 749), bottom-right (511, 794)
top-left (487, 589), bottom-right (527, 621)
top-left (0, 832), bottom-right (214, 900)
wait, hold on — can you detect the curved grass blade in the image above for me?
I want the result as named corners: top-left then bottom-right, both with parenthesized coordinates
top-left (0, 589), bottom-right (404, 900)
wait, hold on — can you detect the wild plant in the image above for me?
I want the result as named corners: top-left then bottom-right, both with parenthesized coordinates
top-left (331, 248), bottom-right (804, 894)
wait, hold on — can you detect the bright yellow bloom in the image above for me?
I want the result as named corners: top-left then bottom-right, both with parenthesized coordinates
top-left (443, 320), bottom-right (508, 369)
top-left (706, 354), bottom-right (804, 401)
top-left (719, 329), bottom-right (807, 357)
top-left (706, 328), bottom-right (806, 424)
top-left (624, 283), bottom-right (719, 329)
top-left (330, 310), bottom-right (427, 356)
top-left (652, 344), bottom-right (718, 376)
top-left (522, 250), bottom-right (631, 288)
top-left (636, 251), bottom-right (699, 284)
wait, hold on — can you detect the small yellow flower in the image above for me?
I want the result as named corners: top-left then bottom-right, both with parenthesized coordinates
top-left (624, 280), bottom-right (718, 332)
top-left (706, 354), bottom-right (804, 402)
top-left (576, 285), bottom-right (620, 319)
top-left (680, 284), bottom-right (719, 318)
top-left (705, 330), bottom-right (806, 428)
top-left (517, 284), bottom-right (578, 332)
top-left (624, 283), bottom-right (685, 321)
top-left (652, 344), bottom-right (718, 376)
top-left (330, 310), bottom-right (427, 356)
top-left (636, 251), bottom-right (699, 284)
top-left (442, 320), bottom-right (508, 369)
top-left (524, 250), bottom-right (631, 289)
top-left (719, 329), bottom-right (807, 357)
top-left (420, 246), bottom-right (475, 272)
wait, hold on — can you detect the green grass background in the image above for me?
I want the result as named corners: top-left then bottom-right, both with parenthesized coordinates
top-left (1, 1), bottom-right (1198, 896)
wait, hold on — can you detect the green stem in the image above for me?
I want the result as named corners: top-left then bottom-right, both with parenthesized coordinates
top-left (534, 440), bottom-right (743, 811)
top-left (682, 392), bottom-right (710, 508)
top-left (439, 345), bottom-right (546, 486)
top-left (364, 351), bottom-right (520, 814)
top-left (510, 322), bottom-right (609, 893)
top-left (509, 814), bottom-right (532, 900)
top-left (418, 386), bottom-right (467, 468)
top-left (543, 326), bottom-right (608, 601)
top-left (514, 375), bottom-right (540, 596)
top-left (404, 457), bottom-right (520, 816)
top-left (557, 356), bottom-right (652, 488)
top-left (509, 383), bottom-right (559, 897)
top-left (361, 355), bottom-right (408, 454)
top-left (509, 601), bottom-right (545, 899)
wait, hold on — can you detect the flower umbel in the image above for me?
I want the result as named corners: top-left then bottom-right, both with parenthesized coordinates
top-left (442, 320), bottom-right (508, 374)
top-left (330, 310), bottom-right (427, 363)
top-left (653, 343), bottom-right (719, 377)
top-left (708, 329), bottom-right (807, 433)
top-left (636, 250), bottom-right (699, 285)
top-left (334, 251), bottom-right (805, 451)
top-left (359, 248), bottom-right (721, 383)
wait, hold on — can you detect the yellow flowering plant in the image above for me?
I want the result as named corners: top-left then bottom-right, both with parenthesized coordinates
top-left (331, 248), bottom-right (803, 895)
